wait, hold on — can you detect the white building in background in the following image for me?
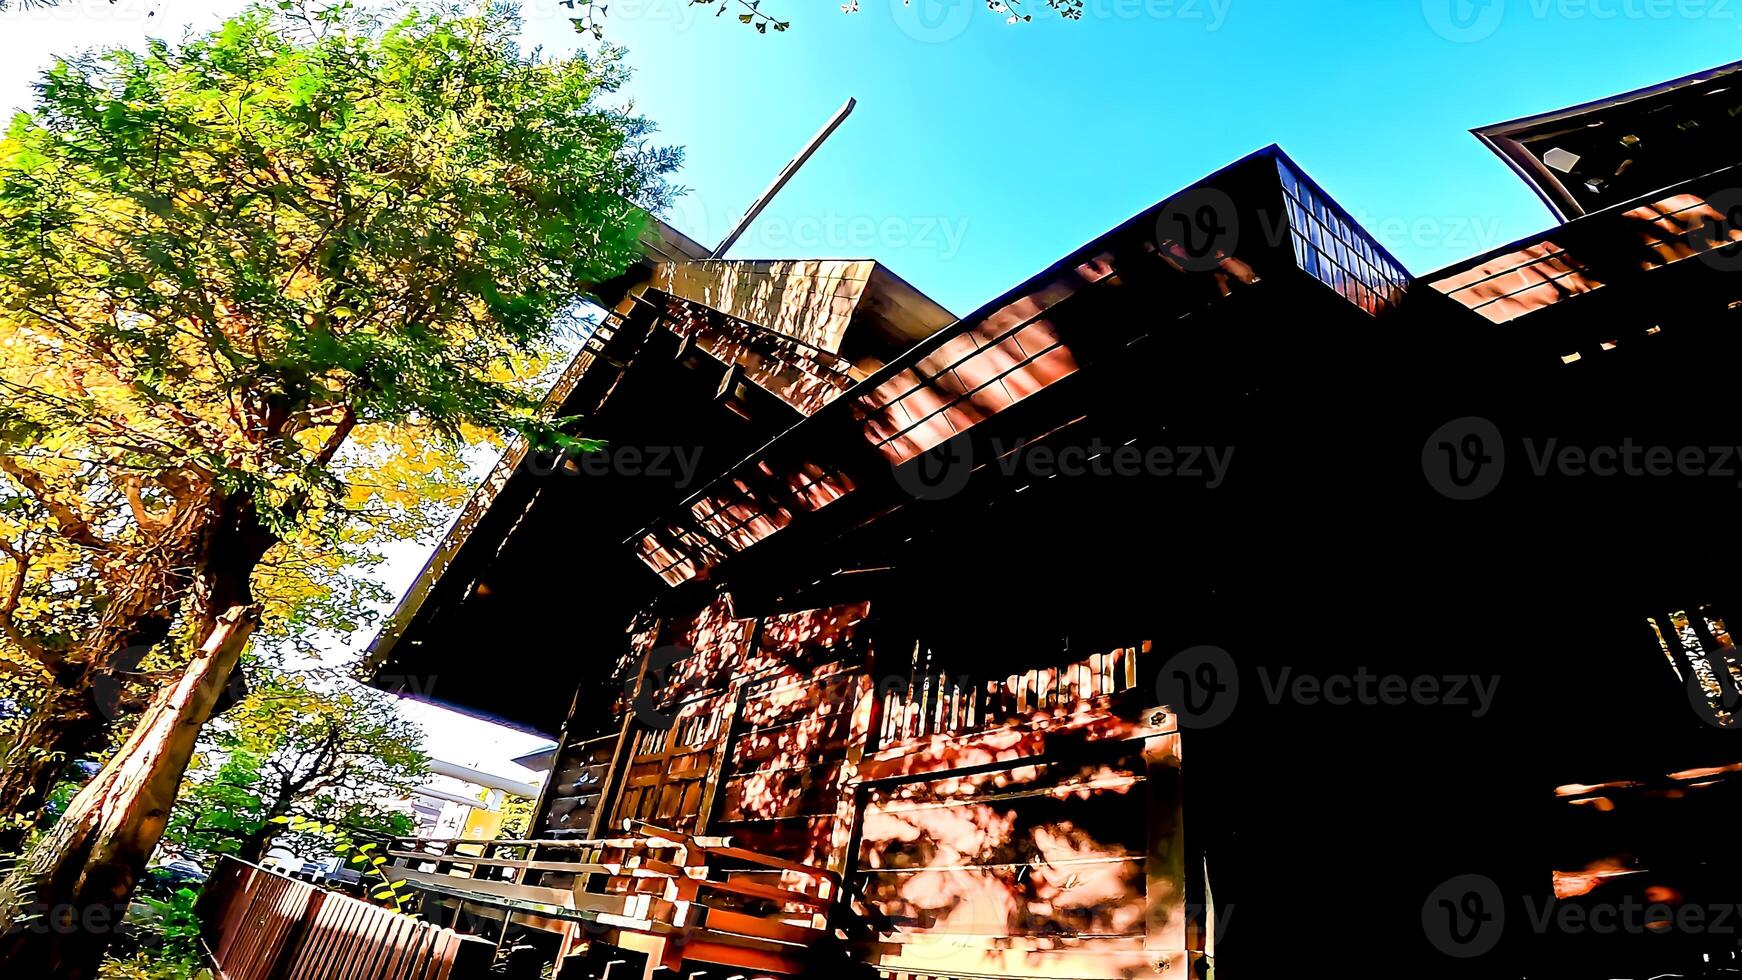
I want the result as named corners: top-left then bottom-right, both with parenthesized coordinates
top-left (254, 751), bottom-right (553, 881)
top-left (410, 752), bottom-right (553, 840)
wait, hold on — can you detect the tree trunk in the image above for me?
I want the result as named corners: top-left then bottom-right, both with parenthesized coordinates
top-left (0, 606), bottom-right (258, 980)
top-left (0, 558), bottom-right (182, 842)
top-left (237, 823), bottom-right (280, 866)
top-left (0, 690), bottom-right (101, 856)
top-left (0, 492), bottom-right (269, 853)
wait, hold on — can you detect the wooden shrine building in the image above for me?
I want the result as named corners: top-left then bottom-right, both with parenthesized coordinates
top-left (358, 64), bottom-right (1742, 980)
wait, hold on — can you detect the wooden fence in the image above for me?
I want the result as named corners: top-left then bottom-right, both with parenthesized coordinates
top-left (198, 857), bottom-right (491, 980)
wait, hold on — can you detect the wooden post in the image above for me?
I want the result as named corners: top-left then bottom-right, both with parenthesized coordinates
top-left (826, 673), bottom-right (878, 882)
top-left (1143, 731), bottom-right (1186, 975)
top-left (823, 625), bottom-right (888, 937)
top-left (694, 678), bottom-right (747, 835)
top-left (526, 687), bottom-right (582, 850)
top-left (591, 617), bottom-right (667, 840)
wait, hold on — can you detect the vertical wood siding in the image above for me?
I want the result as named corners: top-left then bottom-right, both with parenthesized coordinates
top-left (200, 858), bottom-right (481, 980)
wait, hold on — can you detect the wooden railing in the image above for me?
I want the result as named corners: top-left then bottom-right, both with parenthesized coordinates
top-left (878, 642), bottom-right (1149, 746)
top-left (384, 821), bottom-right (892, 973)
top-left (198, 857), bottom-right (490, 980)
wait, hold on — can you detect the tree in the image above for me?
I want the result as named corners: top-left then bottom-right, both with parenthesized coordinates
top-left (0, 2), bottom-right (674, 974)
top-left (0, 0), bottom-right (96, 10)
top-left (161, 672), bottom-right (426, 866)
top-left (686, 0), bottom-right (1087, 33)
top-left (2, 0), bottom-right (1085, 31)
top-left (0, 427), bottom-right (455, 849)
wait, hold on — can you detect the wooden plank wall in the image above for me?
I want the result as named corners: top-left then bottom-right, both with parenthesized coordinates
top-left (703, 602), bottom-right (871, 871)
top-left (538, 590), bottom-right (1205, 980)
top-left (200, 858), bottom-right (488, 980)
top-left (715, 666), bottom-right (860, 869)
top-left (542, 735), bottom-right (617, 839)
top-left (854, 742), bottom-right (1160, 980)
top-left (848, 637), bottom-right (1202, 980)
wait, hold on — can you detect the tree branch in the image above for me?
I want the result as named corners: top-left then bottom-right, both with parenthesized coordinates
top-left (312, 406), bottom-right (357, 467)
top-left (122, 476), bottom-right (167, 540)
top-left (0, 537), bottom-right (55, 670)
top-left (0, 457), bottom-right (110, 552)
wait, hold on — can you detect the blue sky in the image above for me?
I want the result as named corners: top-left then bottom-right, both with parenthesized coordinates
top-left (6, 0), bottom-right (1740, 314)
top-left (564, 0), bottom-right (1742, 313)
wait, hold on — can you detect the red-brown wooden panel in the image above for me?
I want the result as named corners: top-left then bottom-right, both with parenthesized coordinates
top-left (856, 751), bottom-right (1149, 941)
top-left (200, 858), bottom-right (475, 980)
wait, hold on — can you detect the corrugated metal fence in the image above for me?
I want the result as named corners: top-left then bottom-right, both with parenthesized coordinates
top-left (198, 857), bottom-right (488, 980)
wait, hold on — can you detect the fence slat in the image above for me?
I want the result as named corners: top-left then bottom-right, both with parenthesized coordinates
top-left (202, 858), bottom-right (475, 980)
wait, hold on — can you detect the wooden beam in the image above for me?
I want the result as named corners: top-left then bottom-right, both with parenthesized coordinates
top-left (385, 866), bottom-right (574, 908)
top-left (528, 687), bottom-right (581, 853)
top-left (1143, 732), bottom-right (1185, 970)
top-left (591, 648), bottom-right (652, 837)
top-left (384, 850), bottom-right (616, 876)
top-left (827, 672), bottom-right (878, 882)
top-left (700, 906), bottom-right (825, 945)
top-left (694, 659), bottom-right (751, 834)
top-left (671, 938), bottom-right (807, 976)
top-left (712, 98), bottom-right (857, 260)
top-left (667, 875), bottom-right (833, 912)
